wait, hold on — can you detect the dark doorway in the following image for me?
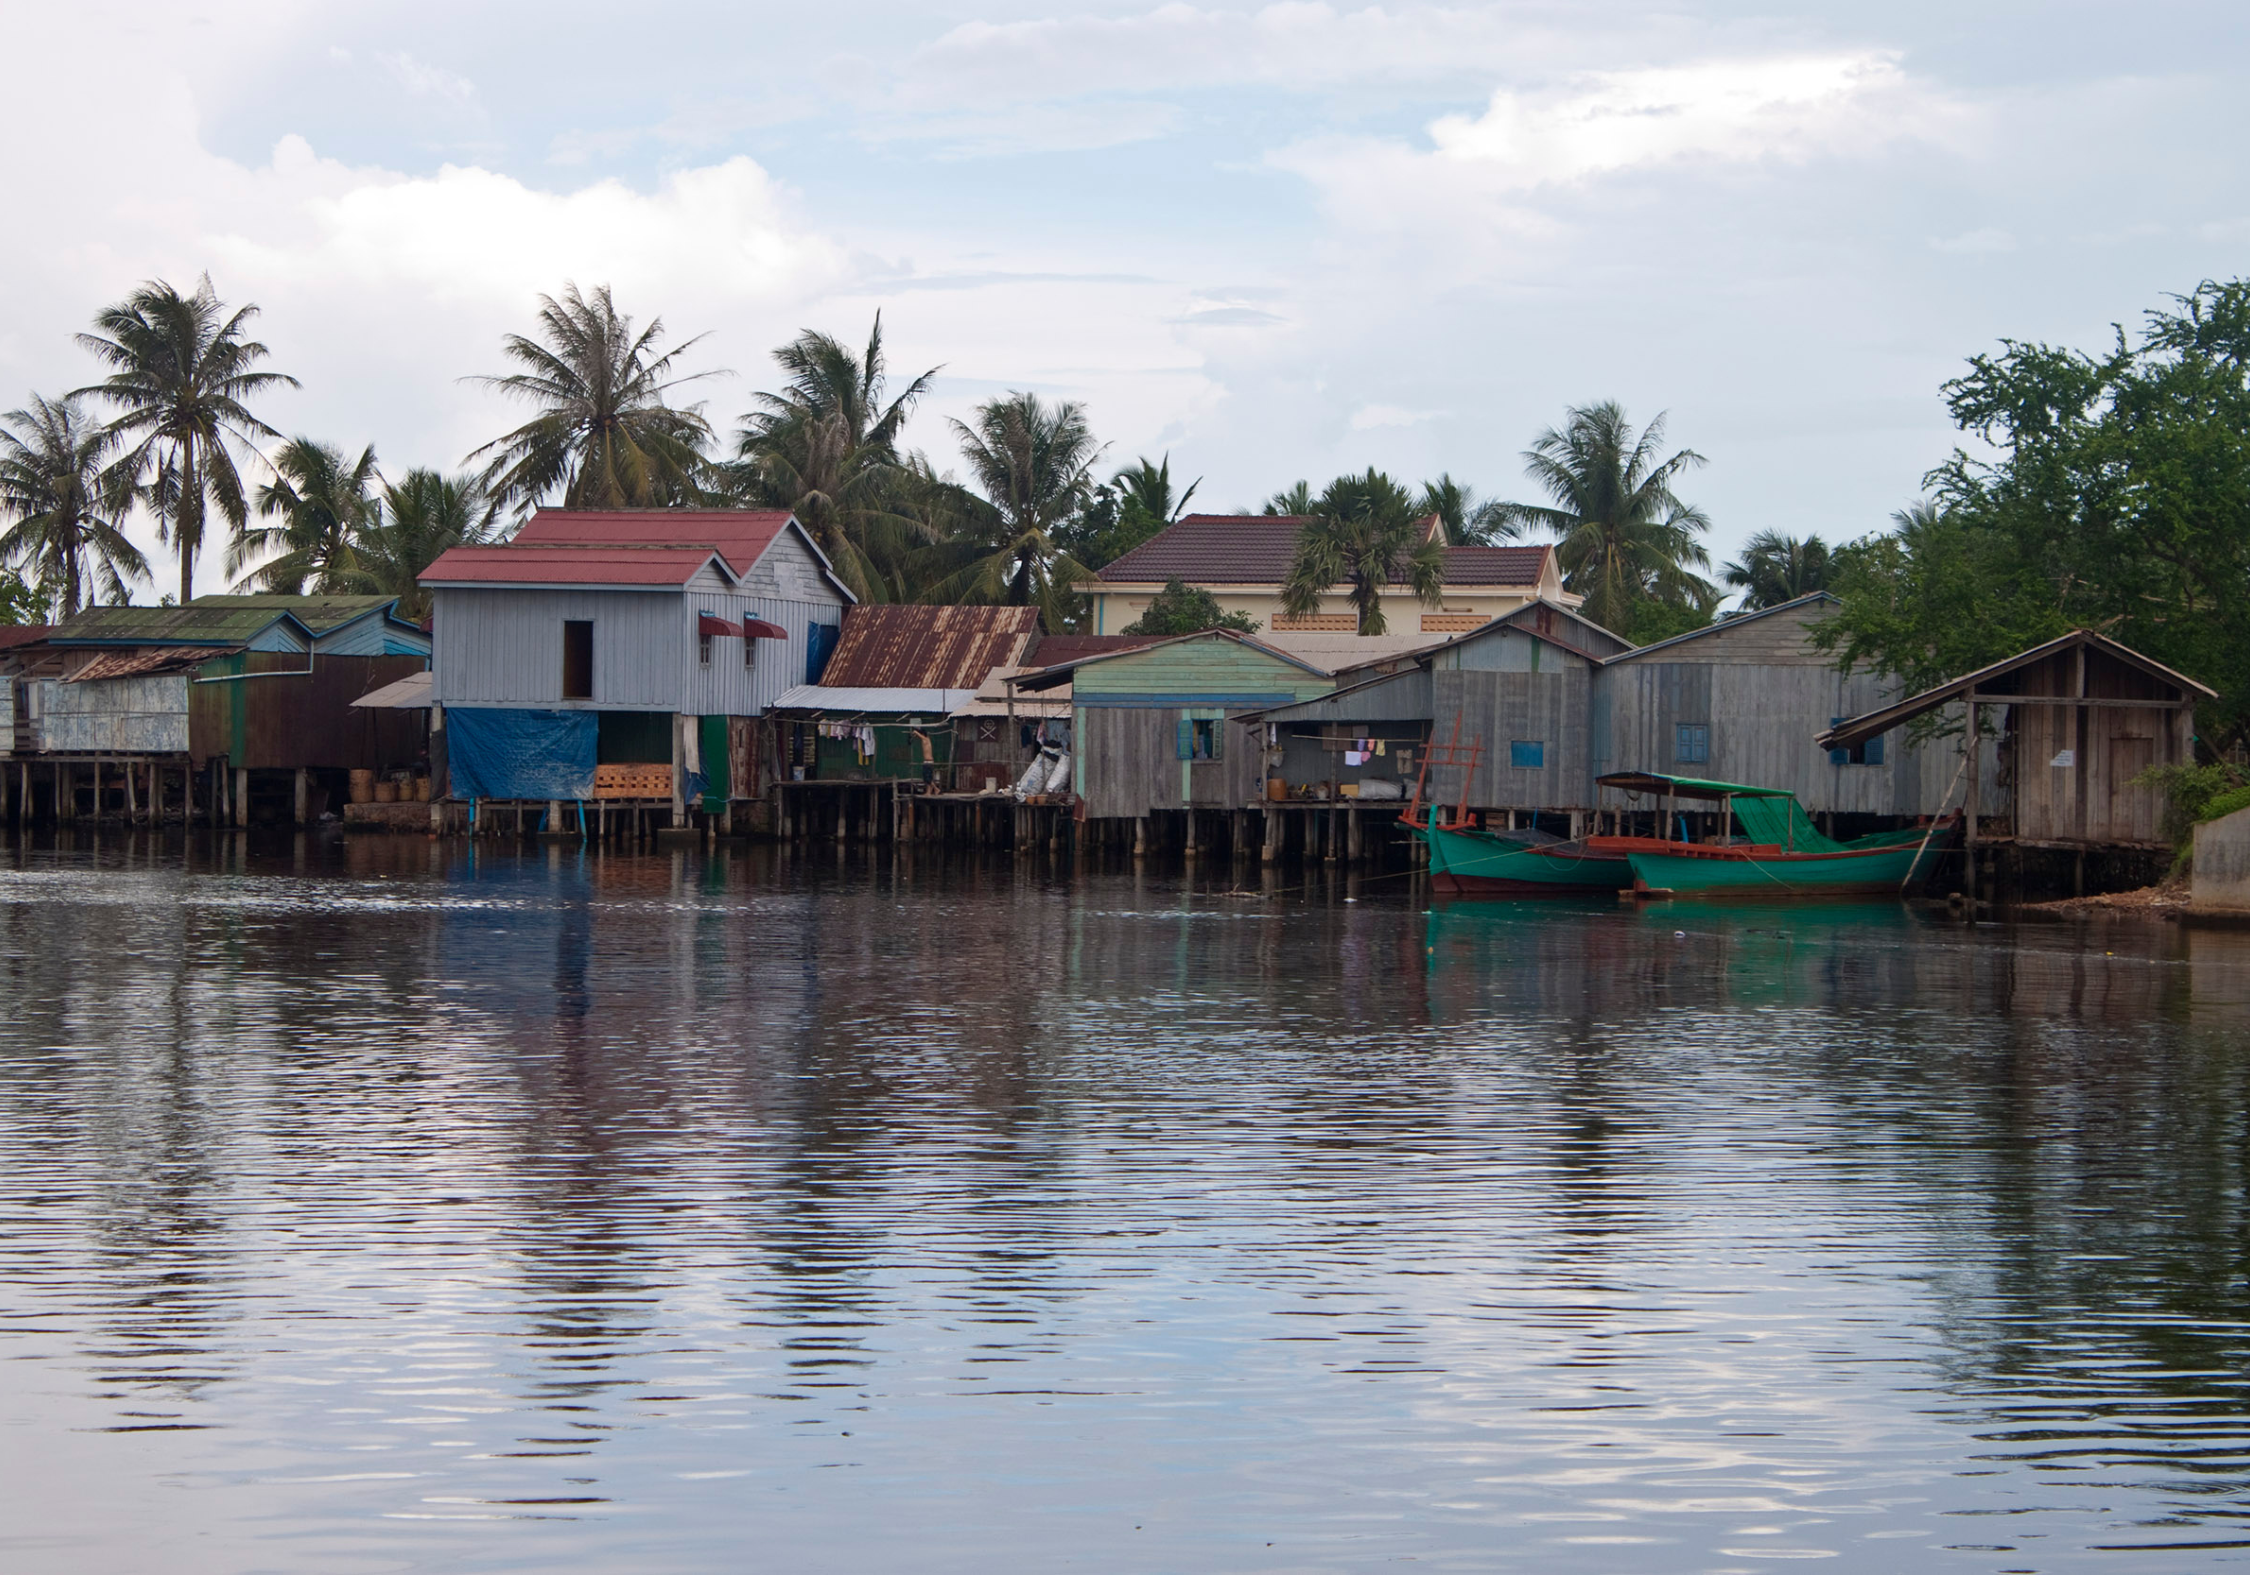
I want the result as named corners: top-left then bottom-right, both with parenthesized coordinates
top-left (562, 621), bottom-right (594, 700)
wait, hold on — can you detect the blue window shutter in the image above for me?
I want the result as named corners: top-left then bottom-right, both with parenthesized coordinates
top-left (1828, 716), bottom-right (1849, 766)
top-left (1208, 720), bottom-right (1222, 760)
top-left (1177, 717), bottom-right (1194, 759)
top-left (1866, 732), bottom-right (1885, 765)
top-left (1510, 740), bottom-right (1543, 769)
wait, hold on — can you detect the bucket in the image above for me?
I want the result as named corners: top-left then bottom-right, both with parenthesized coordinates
top-left (414, 776), bottom-right (431, 802)
top-left (349, 769), bottom-right (375, 805)
top-left (374, 780), bottom-right (398, 804)
top-left (1265, 776), bottom-right (1287, 802)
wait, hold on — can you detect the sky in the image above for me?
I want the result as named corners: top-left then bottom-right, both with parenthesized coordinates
top-left (3, 0), bottom-right (2246, 596)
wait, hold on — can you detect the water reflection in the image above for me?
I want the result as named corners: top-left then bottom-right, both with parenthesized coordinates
top-left (5, 832), bottom-right (2250, 1569)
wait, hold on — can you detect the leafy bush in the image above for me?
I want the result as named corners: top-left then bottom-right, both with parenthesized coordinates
top-left (1122, 579), bottom-right (1260, 636)
top-left (2135, 761), bottom-right (2249, 851)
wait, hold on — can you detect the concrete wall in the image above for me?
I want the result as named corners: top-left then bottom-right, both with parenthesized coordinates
top-left (2193, 806), bottom-right (2250, 914)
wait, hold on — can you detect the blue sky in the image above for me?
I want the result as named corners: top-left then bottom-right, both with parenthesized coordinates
top-left (5, 1), bottom-right (2246, 589)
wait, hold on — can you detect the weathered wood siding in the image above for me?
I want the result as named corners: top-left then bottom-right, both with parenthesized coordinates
top-left (1428, 662), bottom-right (1597, 810)
top-left (311, 612), bottom-right (430, 658)
top-left (1072, 635), bottom-right (1332, 708)
top-left (1594, 603), bottom-right (1986, 816)
top-left (189, 653), bottom-right (427, 770)
top-left (1999, 648), bottom-right (2192, 846)
top-left (29, 675), bottom-right (191, 754)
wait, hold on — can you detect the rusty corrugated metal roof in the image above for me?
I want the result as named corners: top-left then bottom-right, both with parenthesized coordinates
top-left (65, 646), bottom-right (237, 682)
top-left (819, 605), bottom-right (1039, 689)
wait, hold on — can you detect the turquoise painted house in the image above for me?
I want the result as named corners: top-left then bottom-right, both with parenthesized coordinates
top-left (1011, 631), bottom-right (1333, 821)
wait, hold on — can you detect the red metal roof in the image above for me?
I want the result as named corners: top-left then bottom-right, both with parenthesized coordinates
top-left (512, 508), bottom-right (795, 578)
top-left (0, 625), bottom-right (55, 650)
top-left (1023, 634), bottom-right (1160, 665)
top-left (1096, 514), bottom-right (1551, 587)
top-left (421, 545), bottom-right (728, 587)
top-left (819, 604), bottom-right (1039, 689)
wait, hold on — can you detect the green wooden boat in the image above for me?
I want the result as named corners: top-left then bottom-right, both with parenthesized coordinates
top-left (1412, 820), bottom-right (1634, 895)
top-left (1590, 772), bottom-right (1957, 897)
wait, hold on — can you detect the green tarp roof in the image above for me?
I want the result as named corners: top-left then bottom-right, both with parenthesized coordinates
top-left (1596, 771), bottom-right (1798, 799)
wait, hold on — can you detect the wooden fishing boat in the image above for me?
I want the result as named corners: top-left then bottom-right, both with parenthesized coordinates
top-left (1418, 822), bottom-right (1633, 895)
top-left (1589, 771), bottom-right (1958, 898)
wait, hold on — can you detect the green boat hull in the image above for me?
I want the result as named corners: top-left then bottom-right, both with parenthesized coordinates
top-left (1420, 823), bottom-right (1634, 895)
top-left (1624, 831), bottom-right (1952, 897)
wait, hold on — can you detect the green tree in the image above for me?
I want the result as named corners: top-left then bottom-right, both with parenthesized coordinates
top-left (343, 469), bottom-right (500, 623)
top-left (233, 437), bottom-right (379, 593)
top-left (469, 282), bottom-right (718, 513)
top-left (75, 275), bottom-right (297, 603)
top-left (1122, 578), bottom-right (1260, 636)
top-left (1492, 401), bottom-right (1716, 637)
top-left (1263, 480), bottom-right (1316, 516)
top-left (1281, 468), bottom-right (1443, 636)
top-left (1056, 452), bottom-right (1200, 570)
top-left (727, 313), bottom-right (940, 600)
top-left (920, 392), bottom-right (1103, 629)
top-left (1817, 279), bottom-right (2250, 737)
top-left (0, 394), bottom-right (148, 616)
top-left (1721, 529), bottom-right (1832, 610)
top-left (1418, 473), bottom-right (1517, 545)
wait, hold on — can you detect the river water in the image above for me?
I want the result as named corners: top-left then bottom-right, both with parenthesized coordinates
top-left (5, 833), bottom-right (2250, 1573)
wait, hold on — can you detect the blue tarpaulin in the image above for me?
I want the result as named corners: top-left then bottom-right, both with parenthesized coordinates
top-left (447, 707), bottom-right (597, 800)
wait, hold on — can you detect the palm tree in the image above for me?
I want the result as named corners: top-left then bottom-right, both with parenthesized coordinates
top-left (0, 394), bottom-right (148, 616)
top-left (468, 282), bottom-right (719, 513)
top-left (1281, 468), bottom-right (1444, 635)
top-left (1722, 529), bottom-right (1832, 610)
top-left (343, 469), bottom-right (499, 623)
top-left (1492, 401), bottom-right (1716, 636)
top-left (1263, 481), bottom-right (1316, 516)
top-left (728, 313), bottom-right (940, 600)
top-left (921, 392), bottom-right (1104, 628)
top-left (1114, 453), bottom-right (1199, 532)
top-left (232, 438), bottom-right (380, 593)
top-left (1418, 473), bottom-right (1517, 545)
top-left (75, 275), bottom-right (297, 603)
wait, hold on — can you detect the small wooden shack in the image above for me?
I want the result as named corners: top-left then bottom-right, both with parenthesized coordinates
top-left (1819, 629), bottom-right (2216, 896)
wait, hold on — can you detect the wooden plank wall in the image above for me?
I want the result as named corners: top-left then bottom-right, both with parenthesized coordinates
top-left (1427, 665), bottom-right (1595, 811)
top-left (2004, 648), bottom-right (2191, 846)
top-left (1077, 706), bottom-right (1264, 818)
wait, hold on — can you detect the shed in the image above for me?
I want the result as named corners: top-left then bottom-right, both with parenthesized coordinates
top-left (1012, 630), bottom-right (1334, 821)
top-left (1817, 629), bottom-right (2214, 850)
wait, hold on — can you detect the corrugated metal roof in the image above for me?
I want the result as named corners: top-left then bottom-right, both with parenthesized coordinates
top-left (420, 545), bottom-right (731, 587)
top-left (0, 626), bottom-right (55, 650)
top-left (188, 594), bottom-right (402, 634)
top-left (51, 604), bottom-right (311, 646)
top-left (351, 670), bottom-right (434, 709)
top-left (772, 684), bottom-right (976, 715)
top-left (1022, 633), bottom-right (1158, 665)
top-left (66, 646), bottom-right (236, 682)
top-left (819, 605), bottom-right (1039, 689)
top-left (512, 507), bottom-right (796, 577)
top-left (1094, 514), bottom-right (1552, 587)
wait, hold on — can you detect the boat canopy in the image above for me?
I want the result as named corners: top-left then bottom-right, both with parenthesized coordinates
top-left (1596, 771), bottom-right (1840, 853)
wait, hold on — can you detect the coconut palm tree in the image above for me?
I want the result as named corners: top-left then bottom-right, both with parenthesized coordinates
top-left (1263, 480), bottom-right (1316, 516)
top-left (1418, 473), bottom-right (1517, 545)
top-left (343, 469), bottom-right (499, 623)
top-left (468, 282), bottom-right (719, 513)
top-left (1281, 468), bottom-right (1445, 635)
top-left (1721, 529), bottom-right (1832, 610)
top-left (75, 275), bottom-right (297, 603)
top-left (0, 394), bottom-right (148, 616)
top-left (728, 314), bottom-right (940, 600)
top-left (1491, 401), bottom-right (1717, 636)
top-left (233, 438), bottom-right (380, 593)
top-left (920, 392), bottom-right (1104, 627)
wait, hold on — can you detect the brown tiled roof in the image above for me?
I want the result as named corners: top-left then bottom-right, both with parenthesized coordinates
top-left (1095, 514), bottom-right (1551, 587)
top-left (819, 605), bottom-right (1040, 690)
top-left (66, 646), bottom-right (236, 682)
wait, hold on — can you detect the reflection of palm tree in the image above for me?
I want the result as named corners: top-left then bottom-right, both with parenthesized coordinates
top-left (1493, 401), bottom-right (1716, 636)
top-left (728, 314), bottom-right (939, 600)
top-left (75, 275), bottom-right (297, 602)
top-left (233, 438), bottom-right (380, 593)
top-left (922, 392), bottom-right (1103, 629)
top-left (344, 470), bottom-right (499, 623)
top-left (1281, 468), bottom-right (1444, 636)
top-left (0, 394), bottom-right (147, 615)
top-left (1721, 529), bottom-right (1832, 610)
top-left (468, 282), bottom-right (718, 512)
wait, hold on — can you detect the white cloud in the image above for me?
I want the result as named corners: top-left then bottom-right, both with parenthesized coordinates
top-left (376, 50), bottom-right (477, 105)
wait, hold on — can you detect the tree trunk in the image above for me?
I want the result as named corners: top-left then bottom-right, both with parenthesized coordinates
top-left (178, 440), bottom-right (201, 604)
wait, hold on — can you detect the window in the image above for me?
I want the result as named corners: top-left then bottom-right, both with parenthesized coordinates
top-left (562, 620), bottom-right (594, 700)
top-left (1510, 740), bottom-right (1545, 770)
top-left (699, 631), bottom-right (713, 666)
top-left (744, 631), bottom-right (756, 669)
top-left (1176, 717), bottom-right (1222, 761)
top-left (1827, 718), bottom-right (1885, 765)
top-left (1675, 723), bottom-right (1710, 763)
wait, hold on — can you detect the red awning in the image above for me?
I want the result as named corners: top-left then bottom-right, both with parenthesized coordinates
top-left (742, 617), bottom-right (788, 640)
top-left (698, 613), bottom-right (743, 637)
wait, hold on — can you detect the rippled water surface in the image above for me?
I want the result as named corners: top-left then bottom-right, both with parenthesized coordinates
top-left (8, 833), bottom-right (2250, 1573)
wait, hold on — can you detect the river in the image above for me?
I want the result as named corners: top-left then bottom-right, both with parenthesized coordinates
top-left (5, 832), bottom-right (2250, 1572)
